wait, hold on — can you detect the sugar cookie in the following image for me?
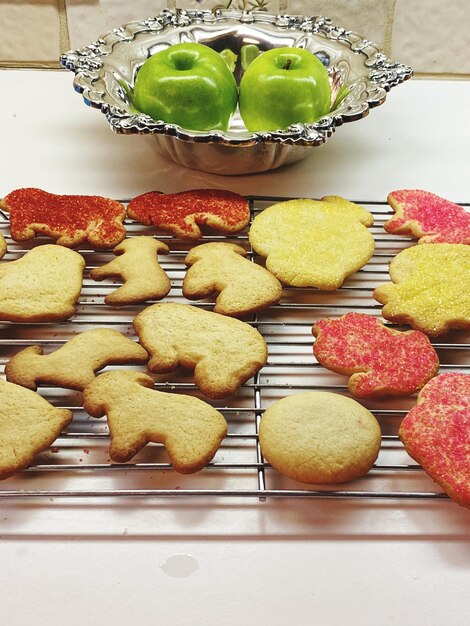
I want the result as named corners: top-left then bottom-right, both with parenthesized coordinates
top-left (83, 370), bottom-right (227, 472)
top-left (5, 328), bottom-right (148, 391)
top-left (248, 196), bottom-right (374, 289)
top-left (0, 378), bottom-right (72, 480)
top-left (133, 303), bottom-right (268, 399)
top-left (0, 187), bottom-right (126, 249)
top-left (313, 313), bottom-right (439, 397)
top-left (374, 243), bottom-right (470, 336)
top-left (0, 233), bottom-right (6, 259)
top-left (183, 242), bottom-right (282, 316)
top-left (259, 392), bottom-right (381, 484)
top-left (90, 237), bottom-right (171, 306)
top-left (0, 245), bottom-right (84, 323)
top-left (385, 189), bottom-right (470, 244)
top-left (127, 189), bottom-right (250, 240)
top-left (399, 373), bottom-right (470, 508)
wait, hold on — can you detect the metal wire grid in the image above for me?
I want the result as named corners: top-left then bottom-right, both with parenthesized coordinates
top-left (0, 196), bottom-right (468, 501)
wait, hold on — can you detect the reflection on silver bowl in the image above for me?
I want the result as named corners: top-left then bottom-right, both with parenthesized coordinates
top-left (61, 9), bottom-right (412, 175)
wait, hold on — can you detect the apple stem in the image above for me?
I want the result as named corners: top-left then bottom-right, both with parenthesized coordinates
top-left (283, 58), bottom-right (292, 70)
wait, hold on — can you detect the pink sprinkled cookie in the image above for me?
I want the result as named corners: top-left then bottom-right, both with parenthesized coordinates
top-left (399, 373), bottom-right (470, 508)
top-left (312, 313), bottom-right (439, 398)
top-left (385, 189), bottom-right (470, 244)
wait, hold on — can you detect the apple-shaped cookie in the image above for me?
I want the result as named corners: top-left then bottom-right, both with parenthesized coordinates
top-left (133, 42), bottom-right (238, 131)
top-left (239, 47), bottom-right (331, 131)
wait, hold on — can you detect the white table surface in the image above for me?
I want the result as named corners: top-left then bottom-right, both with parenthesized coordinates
top-left (0, 70), bottom-right (469, 626)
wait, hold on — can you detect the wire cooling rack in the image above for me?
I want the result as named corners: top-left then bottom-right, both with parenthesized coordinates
top-left (0, 195), bottom-right (468, 501)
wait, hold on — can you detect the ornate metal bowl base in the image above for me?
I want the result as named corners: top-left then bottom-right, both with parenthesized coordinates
top-left (61, 10), bottom-right (412, 175)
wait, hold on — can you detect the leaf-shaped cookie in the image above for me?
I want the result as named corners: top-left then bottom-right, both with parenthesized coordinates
top-left (374, 243), bottom-right (470, 336)
top-left (5, 328), bottom-right (148, 391)
top-left (385, 189), bottom-right (470, 244)
top-left (127, 189), bottom-right (250, 240)
top-left (399, 373), bottom-right (470, 508)
top-left (313, 313), bottom-right (439, 397)
top-left (133, 303), bottom-right (268, 399)
top-left (0, 378), bottom-right (72, 479)
top-left (183, 242), bottom-right (282, 316)
top-left (248, 196), bottom-right (374, 289)
top-left (0, 188), bottom-right (126, 248)
top-left (83, 370), bottom-right (227, 472)
top-left (0, 245), bottom-right (84, 323)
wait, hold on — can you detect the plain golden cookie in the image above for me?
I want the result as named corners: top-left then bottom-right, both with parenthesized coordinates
top-left (5, 328), bottom-right (149, 391)
top-left (90, 237), bottom-right (171, 306)
top-left (183, 242), bottom-right (282, 317)
top-left (0, 244), bottom-right (84, 323)
top-left (133, 302), bottom-right (268, 399)
top-left (0, 378), bottom-right (72, 480)
top-left (259, 392), bottom-right (381, 484)
top-left (374, 243), bottom-right (470, 336)
top-left (0, 233), bottom-right (6, 259)
top-left (248, 196), bottom-right (374, 289)
top-left (83, 370), bottom-right (227, 473)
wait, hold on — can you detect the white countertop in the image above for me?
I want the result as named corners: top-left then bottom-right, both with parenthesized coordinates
top-left (0, 70), bottom-right (469, 626)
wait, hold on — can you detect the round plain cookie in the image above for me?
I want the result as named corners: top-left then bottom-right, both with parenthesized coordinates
top-left (259, 392), bottom-right (382, 484)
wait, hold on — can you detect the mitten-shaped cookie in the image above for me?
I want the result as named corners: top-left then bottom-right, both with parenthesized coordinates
top-left (183, 242), bottom-right (282, 316)
top-left (83, 370), bottom-right (227, 472)
top-left (385, 189), bottom-right (470, 244)
top-left (374, 243), bottom-right (470, 336)
top-left (313, 313), bottom-right (439, 397)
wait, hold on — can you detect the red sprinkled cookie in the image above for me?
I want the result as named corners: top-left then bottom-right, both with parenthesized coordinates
top-left (312, 313), bottom-right (439, 398)
top-left (399, 373), bottom-right (470, 508)
top-left (0, 188), bottom-right (126, 249)
top-left (385, 189), bottom-right (470, 244)
top-left (127, 189), bottom-right (250, 240)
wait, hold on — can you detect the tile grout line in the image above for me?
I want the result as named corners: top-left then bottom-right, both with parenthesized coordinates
top-left (384, 0), bottom-right (397, 57)
top-left (58, 0), bottom-right (71, 55)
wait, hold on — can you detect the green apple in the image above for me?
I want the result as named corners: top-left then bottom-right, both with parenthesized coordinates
top-left (133, 42), bottom-right (238, 131)
top-left (239, 47), bottom-right (331, 132)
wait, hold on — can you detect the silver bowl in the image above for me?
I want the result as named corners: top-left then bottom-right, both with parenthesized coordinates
top-left (60, 9), bottom-right (412, 175)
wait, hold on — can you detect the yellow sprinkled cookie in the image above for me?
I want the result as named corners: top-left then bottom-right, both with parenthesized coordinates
top-left (248, 196), bottom-right (374, 289)
top-left (374, 243), bottom-right (470, 336)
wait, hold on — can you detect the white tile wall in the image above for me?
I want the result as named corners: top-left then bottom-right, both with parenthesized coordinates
top-left (392, 0), bottom-right (470, 75)
top-left (65, 0), bottom-right (168, 49)
top-left (175, 0), bottom-right (281, 11)
top-left (288, 0), bottom-right (391, 51)
top-left (0, 0), bottom-right (468, 75)
top-left (0, 0), bottom-right (61, 64)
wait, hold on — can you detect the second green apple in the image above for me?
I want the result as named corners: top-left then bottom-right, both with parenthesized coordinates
top-left (239, 47), bottom-right (331, 132)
